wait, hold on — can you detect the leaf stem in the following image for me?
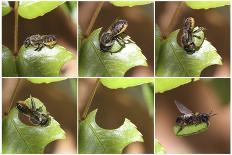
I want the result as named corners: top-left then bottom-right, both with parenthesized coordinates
top-left (8, 78), bottom-right (22, 113)
top-left (14, 1), bottom-right (19, 56)
top-left (81, 78), bottom-right (100, 120)
top-left (84, 1), bottom-right (104, 37)
top-left (163, 1), bottom-right (184, 38)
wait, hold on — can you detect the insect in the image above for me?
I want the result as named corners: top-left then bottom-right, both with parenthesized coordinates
top-left (181, 17), bottom-right (205, 54)
top-left (175, 100), bottom-right (216, 133)
top-left (24, 34), bottom-right (57, 51)
top-left (100, 19), bottom-right (132, 52)
top-left (16, 96), bottom-right (51, 127)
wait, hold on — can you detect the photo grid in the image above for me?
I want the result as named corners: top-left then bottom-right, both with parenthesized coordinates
top-left (1, 1), bottom-right (231, 154)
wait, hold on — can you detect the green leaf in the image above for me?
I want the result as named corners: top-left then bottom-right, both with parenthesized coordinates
top-left (110, 1), bottom-right (153, 7)
top-left (79, 109), bottom-right (143, 154)
top-left (155, 24), bottom-right (161, 63)
top-left (156, 29), bottom-right (222, 77)
top-left (2, 1), bottom-right (12, 16)
top-left (79, 28), bottom-right (147, 77)
top-left (18, 1), bottom-right (65, 19)
top-left (3, 97), bottom-right (65, 153)
top-left (173, 123), bottom-right (208, 137)
top-left (2, 45), bottom-right (18, 77)
top-left (185, 1), bottom-right (230, 9)
top-left (142, 83), bottom-right (154, 116)
top-left (27, 78), bottom-right (67, 84)
top-left (155, 139), bottom-right (166, 154)
top-left (155, 78), bottom-right (198, 93)
top-left (16, 45), bottom-right (73, 77)
top-left (100, 78), bottom-right (153, 89)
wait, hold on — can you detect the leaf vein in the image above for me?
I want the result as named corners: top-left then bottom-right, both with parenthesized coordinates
top-left (11, 119), bottom-right (32, 153)
top-left (170, 42), bottom-right (190, 76)
top-left (89, 122), bottom-right (106, 153)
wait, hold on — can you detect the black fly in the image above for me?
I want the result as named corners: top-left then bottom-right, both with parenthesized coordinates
top-left (175, 100), bottom-right (216, 133)
top-left (100, 19), bottom-right (133, 53)
top-left (16, 95), bottom-right (51, 127)
top-left (181, 17), bottom-right (205, 54)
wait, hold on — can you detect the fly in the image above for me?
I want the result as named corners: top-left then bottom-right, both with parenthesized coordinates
top-left (175, 100), bottom-right (216, 133)
top-left (100, 19), bottom-right (133, 53)
top-left (24, 34), bottom-right (57, 51)
top-left (181, 17), bottom-right (205, 54)
top-left (16, 95), bottom-right (51, 127)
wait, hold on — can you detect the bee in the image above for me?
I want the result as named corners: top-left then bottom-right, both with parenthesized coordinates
top-left (181, 17), bottom-right (205, 54)
top-left (16, 96), bottom-right (51, 127)
top-left (100, 19), bottom-right (131, 52)
top-left (175, 100), bottom-right (216, 133)
top-left (24, 34), bottom-right (57, 51)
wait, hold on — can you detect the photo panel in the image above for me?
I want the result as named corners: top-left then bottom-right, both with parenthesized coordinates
top-left (155, 78), bottom-right (230, 153)
top-left (2, 1), bottom-right (77, 77)
top-left (155, 1), bottom-right (230, 77)
top-left (78, 2), bottom-right (154, 77)
top-left (2, 78), bottom-right (77, 153)
top-left (78, 78), bottom-right (154, 153)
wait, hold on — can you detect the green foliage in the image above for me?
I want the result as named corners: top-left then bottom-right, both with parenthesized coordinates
top-left (79, 109), bottom-right (143, 153)
top-left (79, 28), bottom-right (147, 77)
top-left (186, 1), bottom-right (230, 9)
top-left (2, 45), bottom-right (18, 77)
top-left (61, 1), bottom-right (77, 24)
top-left (110, 1), bottom-right (153, 7)
top-left (155, 139), bottom-right (166, 154)
top-left (142, 83), bottom-right (154, 116)
top-left (100, 78), bottom-right (153, 89)
top-left (2, 1), bottom-right (12, 16)
top-left (173, 123), bottom-right (208, 136)
top-left (27, 78), bottom-right (67, 84)
top-left (18, 1), bottom-right (65, 19)
top-left (156, 29), bottom-right (222, 77)
top-left (207, 79), bottom-right (230, 104)
top-left (155, 24), bottom-right (161, 63)
top-left (16, 45), bottom-right (73, 77)
top-left (155, 78), bottom-right (198, 93)
top-left (3, 97), bottom-right (65, 153)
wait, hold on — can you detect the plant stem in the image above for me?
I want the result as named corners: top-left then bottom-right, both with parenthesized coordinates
top-left (14, 1), bottom-right (19, 56)
top-left (81, 78), bottom-right (100, 120)
top-left (84, 1), bottom-right (104, 37)
top-left (163, 1), bottom-right (184, 38)
top-left (8, 78), bottom-right (22, 113)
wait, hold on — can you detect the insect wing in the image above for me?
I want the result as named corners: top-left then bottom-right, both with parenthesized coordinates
top-left (175, 100), bottom-right (193, 114)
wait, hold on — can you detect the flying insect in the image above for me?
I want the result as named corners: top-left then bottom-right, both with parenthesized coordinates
top-left (16, 96), bottom-right (51, 127)
top-left (175, 100), bottom-right (216, 133)
top-left (181, 17), bottom-right (205, 54)
top-left (24, 34), bottom-right (57, 51)
top-left (100, 19), bottom-right (133, 53)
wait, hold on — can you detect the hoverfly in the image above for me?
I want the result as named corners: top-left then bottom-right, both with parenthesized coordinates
top-left (16, 96), bottom-right (51, 127)
top-left (100, 19), bottom-right (133, 53)
top-left (24, 34), bottom-right (57, 51)
top-left (175, 100), bottom-right (216, 134)
top-left (181, 17), bottom-right (205, 54)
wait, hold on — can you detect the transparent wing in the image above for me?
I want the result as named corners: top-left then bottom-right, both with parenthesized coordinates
top-left (175, 100), bottom-right (193, 114)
